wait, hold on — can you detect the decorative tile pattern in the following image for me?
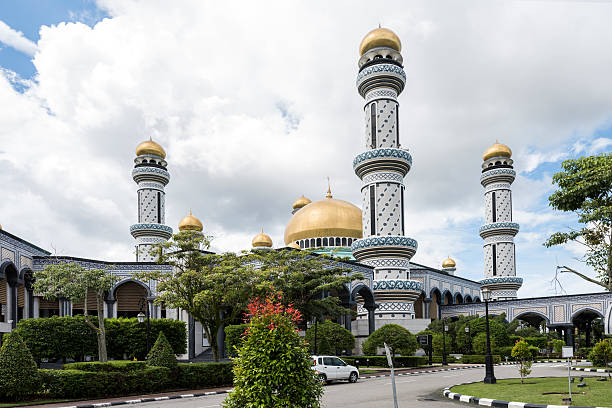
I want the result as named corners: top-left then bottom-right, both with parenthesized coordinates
top-left (1, 248), bottom-right (15, 262)
top-left (356, 63), bottom-right (406, 84)
top-left (572, 303), bottom-right (602, 313)
top-left (495, 190), bottom-right (512, 222)
top-left (376, 183), bottom-right (402, 235)
top-left (479, 222), bottom-right (520, 233)
top-left (352, 236), bottom-right (418, 250)
top-left (362, 172), bottom-right (404, 184)
top-left (353, 148), bottom-right (412, 168)
top-left (374, 100), bottom-right (398, 149)
top-left (554, 305), bottom-right (565, 322)
top-left (365, 89), bottom-right (398, 103)
top-left (480, 168), bottom-right (516, 181)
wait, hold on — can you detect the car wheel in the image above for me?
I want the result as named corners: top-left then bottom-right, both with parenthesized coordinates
top-left (349, 372), bottom-right (358, 383)
top-left (319, 373), bottom-right (327, 384)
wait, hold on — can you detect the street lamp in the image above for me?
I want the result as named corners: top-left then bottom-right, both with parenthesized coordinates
top-left (442, 321), bottom-right (448, 366)
top-left (138, 298), bottom-right (151, 357)
top-left (482, 288), bottom-right (496, 384)
top-left (465, 326), bottom-right (471, 354)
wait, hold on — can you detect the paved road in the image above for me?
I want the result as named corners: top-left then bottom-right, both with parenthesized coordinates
top-left (135, 363), bottom-right (579, 408)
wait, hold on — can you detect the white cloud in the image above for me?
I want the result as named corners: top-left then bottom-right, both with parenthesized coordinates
top-left (0, 0), bottom-right (610, 297)
top-left (0, 20), bottom-right (37, 56)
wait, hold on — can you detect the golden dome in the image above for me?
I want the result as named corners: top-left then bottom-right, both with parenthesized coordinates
top-left (359, 27), bottom-right (401, 56)
top-left (287, 242), bottom-right (300, 250)
top-left (292, 195), bottom-right (312, 210)
top-left (252, 230), bottom-right (273, 248)
top-left (442, 256), bottom-right (456, 268)
top-left (136, 139), bottom-right (166, 159)
top-left (284, 191), bottom-right (362, 244)
top-left (483, 142), bottom-right (512, 161)
top-left (178, 210), bottom-right (203, 232)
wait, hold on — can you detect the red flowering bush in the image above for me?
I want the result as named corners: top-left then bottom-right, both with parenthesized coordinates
top-left (223, 291), bottom-right (322, 408)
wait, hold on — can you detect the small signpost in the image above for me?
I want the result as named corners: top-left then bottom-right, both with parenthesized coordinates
top-left (417, 334), bottom-right (432, 365)
top-left (384, 342), bottom-right (399, 408)
top-left (562, 346), bottom-right (574, 404)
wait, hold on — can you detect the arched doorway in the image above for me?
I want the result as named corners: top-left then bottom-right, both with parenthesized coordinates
top-left (114, 280), bottom-right (150, 318)
top-left (351, 283), bottom-right (376, 335)
top-left (430, 288), bottom-right (441, 320)
top-left (465, 295), bottom-right (473, 304)
top-left (442, 290), bottom-right (453, 306)
top-left (572, 308), bottom-right (605, 349)
top-left (414, 292), bottom-right (425, 319)
top-left (454, 293), bottom-right (463, 305)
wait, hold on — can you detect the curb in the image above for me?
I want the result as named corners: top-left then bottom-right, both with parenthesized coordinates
top-left (442, 382), bottom-right (607, 408)
top-left (537, 360), bottom-right (588, 364)
top-left (571, 367), bottom-right (612, 373)
top-left (57, 390), bottom-right (232, 408)
top-left (362, 363), bottom-right (517, 380)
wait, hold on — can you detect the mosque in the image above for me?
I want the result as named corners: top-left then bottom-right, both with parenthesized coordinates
top-left (1, 27), bottom-right (609, 358)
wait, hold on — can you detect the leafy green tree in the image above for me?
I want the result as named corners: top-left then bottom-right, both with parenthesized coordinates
top-left (511, 339), bottom-right (533, 383)
top-left (362, 324), bottom-right (417, 362)
top-left (550, 339), bottom-right (565, 355)
top-left (147, 331), bottom-right (177, 371)
top-left (472, 332), bottom-right (496, 355)
top-left (589, 338), bottom-right (612, 371)
top-left (139, 231), bottom-right (256, 362)
top-left (33, 262), bottom-right (117, 362)
top-left (543, 153), bottom-right (612, 291)
top-left (0, 332), bottom-right (40, 400)
top-left (223, 292), bottom-right (322, 408)
top-left (305, 320), bottom-right (355, 355)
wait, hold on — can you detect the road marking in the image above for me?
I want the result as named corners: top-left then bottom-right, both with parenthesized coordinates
top-left (385, 379), bottom-right (415, 384)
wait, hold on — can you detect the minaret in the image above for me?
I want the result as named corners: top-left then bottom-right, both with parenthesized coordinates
top-left (479, 142), bottom-right (522, 300)
top-left (351, 27), bottom-right (422, 320)
top-left (130, 139), bottom-right (173, 262)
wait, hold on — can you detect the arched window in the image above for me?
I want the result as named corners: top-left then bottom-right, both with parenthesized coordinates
top-left (335, 238), bottom-right (341, 246)
top-left (316, 238), bottom-right (321, 247)
top-left (323, 238), bottom-right (328, 246)
top-left (305, 240), bottom-right (310, 248)
top-left (342, 238), bottom-right (347, 246)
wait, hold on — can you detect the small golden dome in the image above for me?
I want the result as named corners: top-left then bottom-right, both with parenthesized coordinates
top-left (359, 27), bottom-right (401, 56)
top-left (178, 210), bottom-right (203, 232)
top-left (287, 242), bottom-right (300, 250)
top-left (442, 256), bottom-right (456, 268)
top-left (0, 224), bottom-right (2, 230)
top-left (284, 190), bottom-right (362, 245)
top-left (252, 230), bottom-right (273, 248)
top-left (292, 195), bottom-right (312, 210)
top-left (136, 139), bottom-right (166, 159)
top-left (483, 142), bottom-right (512, 161)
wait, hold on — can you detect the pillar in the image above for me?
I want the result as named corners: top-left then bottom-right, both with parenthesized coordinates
top-left (366, 305), bottom-right (376, 335)
top-left (424, 298), bottom-right (431, 319)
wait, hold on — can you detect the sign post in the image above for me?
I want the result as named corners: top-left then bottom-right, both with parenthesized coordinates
top-left (562, 346), bottom-right (574, 403)
top-left (417, 334), bottom-right (432, 366)
top-left (384, 342), bottom-right (399, 408)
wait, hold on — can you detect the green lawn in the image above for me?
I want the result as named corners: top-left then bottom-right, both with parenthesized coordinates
top-left (451, 377), bottom-right (612, 407)
top-left (577, 365), bottom-right (612, 370)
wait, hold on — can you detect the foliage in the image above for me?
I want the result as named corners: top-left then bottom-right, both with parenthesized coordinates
top-left (174, 362), bottom-right (234, 389)
top-left (459, 354), bottom-right (502, 364)
top-left (147, 332), bottom-right (177, 371)
top-left (588, 338), bottom-right (612, 369)
top-left (432, 314), bottom-right (512, 354)
top-left (524, 337), bottom-right (548, 349)
top-left (64, 361), bottom-right (147, 372)
top-left (223, 292), bottom-right (322, 408)
top-left (0, 332), bottom-right (40, 401)
top-left (33, 262), bottom-right (118, 362)
top-left (543, 153), bottom-right (612, 291)
top-left (362, 324), bottom-right (417, 361)
top-left (514, 325), bottom-right (543, 338)
top-left (342, 355), bottom-right (426, 368)
top-left (305, 320), bottom-right (355, 355)
top-left (472, 332), bottom-right (495, 355)
top-left (225, 324), bottom-right (247, 357)
top-left (16, 317), bottom-right (186, 361)
top-left (511, 339), bottom-right (533, 383)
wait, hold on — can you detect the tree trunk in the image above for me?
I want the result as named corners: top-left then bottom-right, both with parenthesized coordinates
top-left (96, 292), bottom-right (108, 362)
top-left (210, 327), bottom-right (219, 362)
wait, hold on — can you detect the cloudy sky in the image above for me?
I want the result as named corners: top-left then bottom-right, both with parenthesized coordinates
top-left (1, 0), bottom-right (610, 298)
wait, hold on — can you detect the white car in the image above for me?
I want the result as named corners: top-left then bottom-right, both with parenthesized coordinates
top-left (312, 355), bottom-right (359, 384)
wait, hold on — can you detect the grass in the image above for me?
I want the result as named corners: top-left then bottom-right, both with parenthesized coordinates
top-left (577, 365), bottom-right (612, 370)
top-left (451, 377), bottom-right (612, 407)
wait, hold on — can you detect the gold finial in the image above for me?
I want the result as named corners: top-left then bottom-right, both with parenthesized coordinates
top-left (326, 177), bottom-right (332, 199)
top-left (378, 22), bottom-right (381, 28)
top-left (189, 208), bottom-right (192, 216)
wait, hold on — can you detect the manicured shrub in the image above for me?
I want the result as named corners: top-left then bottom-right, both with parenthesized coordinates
top-left (225, 324), bottom-right (247, 357)
top-left (459, 354), bottom-right (502, 364)
top-left (524, 337), bottom-right (548, 349)
top-left (147, 332), bottom-right (177, 370)
top-left (64, 360), bottom-right (147, 372)
top-left (305, 320), bottom-right (355, 355)
top-left (362, 324), bottom-right (417, 360)
top-left (342, 355), bottom-right (427, 368)
top-left (175, 362), bottom-right (234, 388)
top-left (0, 332), bottom-right (40, 400)
top-left (589, 338), bottom-right (612, 367)
top-left (549, 339), bottom-right (565, 354)
top-left (223, 292), bottom-right (322, 407)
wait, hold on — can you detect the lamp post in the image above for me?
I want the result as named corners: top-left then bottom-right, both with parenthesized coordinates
top-left (138, 298), bottom-right (151, 357)
top-left (482, 288), bottom-right (496, 384)
top-left (465, 326), bottom-right (471, 354)
top-left (442, 321), bottom-right (448, 366)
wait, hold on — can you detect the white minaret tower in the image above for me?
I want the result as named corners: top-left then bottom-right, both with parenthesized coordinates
top-left (479, 142), bottom-right (522, 300)
top-left (351, 27), bottom-right (422, 322)
top-left (130, 139), bottom-right (173, 262)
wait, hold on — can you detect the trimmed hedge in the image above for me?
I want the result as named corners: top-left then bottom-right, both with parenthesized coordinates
top-left (460, 354), bottom-right (502, 364)
top-left (64, 361), bottom-right (147, 372)
top-left (16, 316), bottom-right (186, 361)
top-left (175, 363), bottom-right (233, 389)
top-left (342, 355), bottom-right (427, 368)
top-left (39, 366), bottom-right (171, 399)
top-left (225, 324), bottom-right (247, 357)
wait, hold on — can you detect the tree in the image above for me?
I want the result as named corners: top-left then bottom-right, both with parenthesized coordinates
top-left (247, 249), bottom-right (360, 325)
top-left (223, 291), bottom-right (323, 408)
top-left (362, 324), bottom-right (417, 362)
top-left (33, 262), bottom-right (117, 362)
top-left (511, 339), bottom-right (533, 384)
top-left (544, 154), bottom-right (612, 291)
top-left (147, 331), bottom-right (177, 370)
top-left (305, 320), bottom-right (355, 355)
top-left (225, 324), bottom-right (248, 357)
top-left (589, 338), bottom-right (612, 374)
top-left (139, 230), bottom-right (257, 362)
top-left (549, 339), bottom-right (565, 355)
top-left (0, 332), bottom-right (40, 401)
top-left (472, 332), bottom-right (496, 355)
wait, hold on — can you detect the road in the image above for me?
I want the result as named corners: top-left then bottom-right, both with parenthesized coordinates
top-left (135, 363), bottom-right (581, 408)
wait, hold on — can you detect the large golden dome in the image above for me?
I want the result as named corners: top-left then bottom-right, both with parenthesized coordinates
top-left (359, 27), bottom-right (401, 56)
top-left (292, 195), bottom-right (312, 210)
top-left (483, 142), bottom-right (512, 161)
top-left (284, 191), bottom-right (362, 245)
top-left (136, 139), bottom-right (166, 159)
top-left (442, 256), bottom-right (456, 268)
top-left (178, 210), bottom-right (203, 232)
top-left (252, 230), bottom-right (273, 248)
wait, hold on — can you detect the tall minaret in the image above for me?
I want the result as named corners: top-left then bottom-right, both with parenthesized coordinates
top-left (351, 27), bottom-right (422, 321)
top-left (130, 139), bottom-right (173, 262)
top-left (479, 142), bottom-right (522, 300)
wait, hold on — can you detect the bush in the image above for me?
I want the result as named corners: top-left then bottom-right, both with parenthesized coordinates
top-left (16, 316), bottom-right (186, 361)
top-left (64, 360), bottom-right (147, 372)
top-left (39, 366), bottom-right (170, 399)
top-left (459, 354), bottom-right (502, 364)
top-left (342, 355), bottom-right (426, 368)
top-left (305, 320), bottom-right (355, 355)
top-left (175, 362), bottom-right (234, 388)
top-left (549, 339), bottom-right (565, 354)
top-left (511, 339), bottom-right (533, 383)
top-left (225, 324), bottom-right (247, 357)
top-left (589, 338), bottom-right (612, 367)
top-left (524, 337), bottom-right (548, 349)
top-left (362, 324), bottom-right (417, 359)
top-left (0, 332), bottom-right (41, 400)
top-left (497, 346), bottom-right (514, 359)
top-left (147, 332), bottom-right (177, 371)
